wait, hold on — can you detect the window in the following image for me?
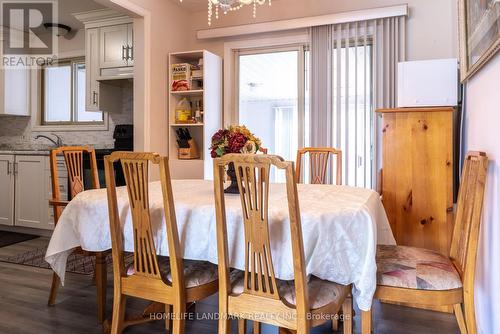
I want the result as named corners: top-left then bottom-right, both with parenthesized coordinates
top-left (237, 46), bottom-right (309, 182)
top-left (42, 59), bottom-right (103, 124)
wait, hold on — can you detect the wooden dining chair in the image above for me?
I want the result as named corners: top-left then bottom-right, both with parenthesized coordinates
top-left (47, 146), bottom-right (108, 323)
top-left (104, 152), bottom-right (219, 334)
top-left (362, 151), bottom-right (489, 334)
top-left (213, 153), bottom-right (353, 334)
top-left (296, 147), bottom-right (342, 185)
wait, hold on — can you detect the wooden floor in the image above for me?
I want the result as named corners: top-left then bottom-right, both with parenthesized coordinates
top-left (0, 237), bottom-right (460, 334)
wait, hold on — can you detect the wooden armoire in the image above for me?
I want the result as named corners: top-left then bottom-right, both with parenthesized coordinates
top-left (377, 107), bottom-right (456, 256)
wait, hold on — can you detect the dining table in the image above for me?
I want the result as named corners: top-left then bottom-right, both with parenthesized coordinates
top-left (45, 179), bottom-right (395, 319)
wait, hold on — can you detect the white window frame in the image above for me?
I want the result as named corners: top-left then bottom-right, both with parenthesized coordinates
top-left (224, 32), bottom-right (309, 149)
top-left (31, 51), bottom-right (109, 132)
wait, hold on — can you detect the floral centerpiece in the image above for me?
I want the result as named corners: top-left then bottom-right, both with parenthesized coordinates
top-left (210, 125), bottom-right (262, 193)
top-left (210, 125), bottom-right (262, 157)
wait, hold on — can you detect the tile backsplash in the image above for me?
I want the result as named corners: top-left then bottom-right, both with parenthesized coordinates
top-left (0, 85), bottom-right (133, 150)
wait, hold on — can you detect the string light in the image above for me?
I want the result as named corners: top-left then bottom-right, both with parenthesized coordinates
top-left (181, 0), bottom-right (270, 25)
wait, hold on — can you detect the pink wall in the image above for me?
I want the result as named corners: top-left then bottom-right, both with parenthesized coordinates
top-left (188, 0), bottom-right (458, 62)
top-left (464, 53), bottom-right (500, 333)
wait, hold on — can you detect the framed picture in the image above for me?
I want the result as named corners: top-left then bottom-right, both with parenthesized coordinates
top-left (458, 0), bottom-right (500, 81)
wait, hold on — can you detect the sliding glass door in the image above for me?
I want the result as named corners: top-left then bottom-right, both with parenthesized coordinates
top-left (236, 46), bottom-right (309, 182)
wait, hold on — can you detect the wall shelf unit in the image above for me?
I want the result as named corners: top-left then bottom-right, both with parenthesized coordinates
top-left (168, 50), bottom-right (222, 180)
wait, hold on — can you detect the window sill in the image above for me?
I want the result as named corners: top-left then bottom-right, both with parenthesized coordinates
top-left (31, 122), bottom-right (108, 132)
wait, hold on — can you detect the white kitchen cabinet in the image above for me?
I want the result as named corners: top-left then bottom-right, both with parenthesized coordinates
top-left (126, 23), bottom-right (134, 66)
top-left (0, 68), bottom-right (30, 116)
top-left (14, 155), bottom-right (52, 230)
top-left (0, 155), bottom-right (14, 226)
top-left (85, 28), bottom-right (100, 111)
top-left (99, 23), bottom-right (133, 69)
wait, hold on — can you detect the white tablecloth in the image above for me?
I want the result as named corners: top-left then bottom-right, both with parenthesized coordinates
top-left (45, 179), bottom-right (395, 311)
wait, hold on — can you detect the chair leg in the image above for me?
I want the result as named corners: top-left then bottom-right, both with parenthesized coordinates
top-left (361, 309), bottom-right (372, 334)
top-left (95, 252), bottom-right (107, 323)
top-left (238, 318), bottom-right (247, 334)
top-left (165, 304), bottom-right (173, 331)
top-left (342, 297), bottom-right (352, 334)
top-left (253, 321), bottom-right (261, 334)
top-left (47, 272), bottom-right (60, 306)
top-left (219, 316), bottom-right (231, 334)
top-left (463, 297), bottom-right (477, 334)
top-left (172, 303), bottom-right (186, 334)
top-left (110, 293), bottom-right (126, 334)
top-left (454, 303), bottom-right (468, 334)
top-left (332, 316), bottom-right (339, 331)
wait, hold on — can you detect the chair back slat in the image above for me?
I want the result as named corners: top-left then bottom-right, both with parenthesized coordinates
top-left (63, 150), bottom-right (84, 198)
top-left (296, 147), bottom-right (342, 185)
top-left (121, 158), bottom-right (161, 278)
top-left (449, 152), bottom-right (488, 280)
top-left (104, 152), bottom-right (184, 286)
top-left (214, 154), bottom-right (309, 309)
top-left (234, 159), bottom-right (279, 299)
top-left (50, 146), bottom-right (99, 223)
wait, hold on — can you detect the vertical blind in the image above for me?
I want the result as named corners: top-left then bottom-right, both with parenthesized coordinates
top-left (310, 16), bottom-right (406, 188)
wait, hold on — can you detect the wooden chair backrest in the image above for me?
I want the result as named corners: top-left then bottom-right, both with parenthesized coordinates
top-left (214, 154), bottom-right (309, 311)
top-left (104, 152), bottom-right (184, 289)
top-left (296, 147), bottom-right (342, 185)
top-left (50, 146), bottom-right (99, 222)
top-left (449, 151), bottom-right (488, 287)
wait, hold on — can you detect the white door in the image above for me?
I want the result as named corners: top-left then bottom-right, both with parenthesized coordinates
top-left (99, 24), bottom-right (129, 69)
top-left (236, 47), bottom-right (308, 182)
top-left (0, 155), bottom-right (14, 226)
top-left (85, 28), bottom-right (100, 111)
top-left (15, 155), bottom-right (51, 229)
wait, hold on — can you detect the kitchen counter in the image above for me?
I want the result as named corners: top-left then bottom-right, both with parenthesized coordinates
top-left (0, 149), bottom-right (51, 155)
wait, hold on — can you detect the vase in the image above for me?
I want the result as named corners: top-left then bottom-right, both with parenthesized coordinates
top-left (224, 162), bottom-right (240, 194)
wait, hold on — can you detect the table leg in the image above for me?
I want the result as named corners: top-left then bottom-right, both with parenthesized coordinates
top-left (95, 252), bottom-right (107, 323)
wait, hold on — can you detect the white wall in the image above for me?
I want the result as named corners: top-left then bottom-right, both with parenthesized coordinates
top-left (464, 53), bottom-right (500, 333)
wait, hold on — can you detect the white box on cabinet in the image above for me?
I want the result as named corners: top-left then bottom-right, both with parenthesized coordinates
top-left (397, 58), bottom-right (458, 108)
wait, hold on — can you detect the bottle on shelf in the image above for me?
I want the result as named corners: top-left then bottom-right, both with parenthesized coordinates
top-left (175, 97), bottom-right (192, 123)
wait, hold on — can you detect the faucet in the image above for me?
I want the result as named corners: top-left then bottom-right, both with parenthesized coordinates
top-left (35, 133), bottom-right (63, 147)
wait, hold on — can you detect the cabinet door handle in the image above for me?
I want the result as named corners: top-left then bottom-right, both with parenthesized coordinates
top-left (13, 162), bottom-right (18, 175)
top-left (128, 45), bottom-right (133, 61)
top-left (7, 161), bottom-right (11, 175)
top-left (122, 45), bottom-right (127, 61)
top-left (93, 91), bottom-right (97, 105)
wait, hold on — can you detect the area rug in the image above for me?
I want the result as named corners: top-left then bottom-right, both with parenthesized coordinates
top-left (0, 247), bottom-right (134, 275)
top-left (0, 231), bottom-right (39, 248)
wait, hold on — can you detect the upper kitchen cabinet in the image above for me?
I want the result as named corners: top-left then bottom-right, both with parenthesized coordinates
top-left (74, 9), bottom-right (133, 112)
top-left (74, 9), bottom-right (133, 82)
top-left (0, 29), bottom-right (30, 116)
top-left (99, 23), bottom-right (133, 69)
top-left (0, 68), bottom-right (30, 116)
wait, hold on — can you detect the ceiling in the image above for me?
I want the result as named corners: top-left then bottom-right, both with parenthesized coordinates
top-left (57, 0), bottom-right (106, 31)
